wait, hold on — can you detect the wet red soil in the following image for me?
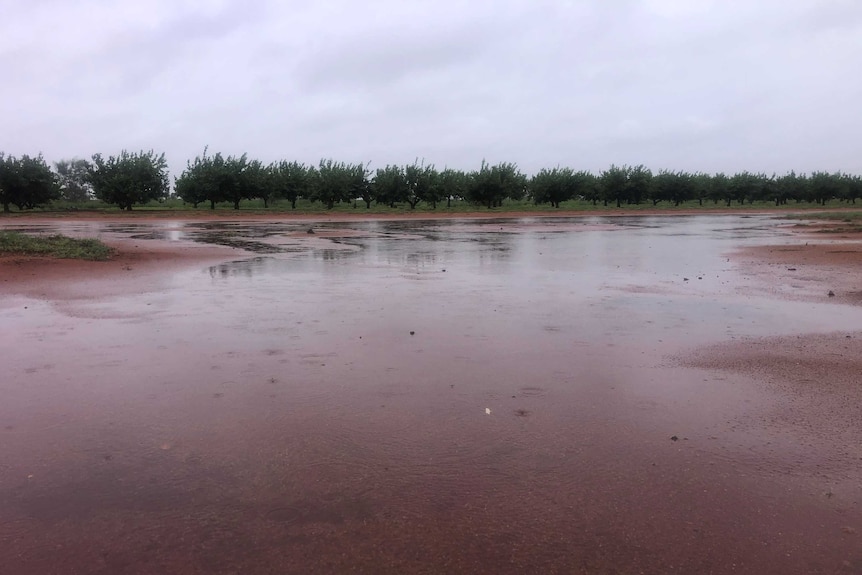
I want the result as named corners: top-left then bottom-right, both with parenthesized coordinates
top-left (734, 241), bottom-right (862, 305)
top-left (0, 238), bottom-right (236, 301)
top-left (3, 216), bottom-right (862, 574)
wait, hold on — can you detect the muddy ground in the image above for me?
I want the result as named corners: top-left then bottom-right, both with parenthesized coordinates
top-left (1, 214), bottom-right (861, 574)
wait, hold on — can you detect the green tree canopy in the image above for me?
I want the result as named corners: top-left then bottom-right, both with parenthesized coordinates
top-left (373, 165), bottom-right (408, 208)
top-left (270, 160), bottom-right (312, 209)
top-left (88, 150), bottom-right (168, 210)
top-left (0, 153), bottom-right (60, 212)
top-left (313, 159), bottom-right (361, 209)
top-left (467, 161), bottom-right (525, 209)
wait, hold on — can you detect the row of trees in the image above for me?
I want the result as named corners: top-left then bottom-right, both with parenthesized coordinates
top-left (0, 151), bottom-right (167, 212)
top-left (2, 150), bottom-right (861, 212)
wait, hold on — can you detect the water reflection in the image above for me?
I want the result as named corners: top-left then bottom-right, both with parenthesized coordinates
top-left (5, 213), bottom-right (862, 574)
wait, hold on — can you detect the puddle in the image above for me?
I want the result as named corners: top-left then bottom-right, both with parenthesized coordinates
top-left (2, 214), bottom-right (861, 574)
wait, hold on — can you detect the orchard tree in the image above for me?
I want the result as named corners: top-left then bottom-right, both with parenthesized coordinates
top-left (55, 159), bottom-right (92, 202)
top-left (347, 163), bottom-right (371, 208)
top-left (467, 161), bottom-right (525, 209)
top-left (727, 172), bottom-right (763, 206)
top-left (313, 159), bottom-right (356, 209)
top-left (438, 168), bottom-right (467, 208)
top-left (627, 165), bottom-right (652, 205)
top-left (650, 170), bottom-right (695, 206)
top-left (531, 167), bottom-right (575, 208)
top-left (175, 150), bottom-right (252, 209)
top-left (270, 160), bottom-right (312, 209)
top-left (235, 158), bottom-right (268, 209)
top-left (600, 164), bottom-right (629, 207)
top-left (215, 154), bottom-right (250, 210)
top-left (809, 171), bottom-right (843, 206)
top-left (88, 150), bottom-right (168, 210)
top-left (0, 153), bottom-right (60, 212)
top-left (842, 174), bottom-right (862, 204)
top-left (374, 165), bottom-right (408, 208)
top-left (175, 149), bottom-right (215, 208)
top-left (703, 173), bottom-right (729, 204)
top-left (404, 160), bottom-right (436, 209)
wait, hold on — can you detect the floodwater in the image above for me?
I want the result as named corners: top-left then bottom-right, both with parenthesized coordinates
top-left (2, 215), bottom-right (861, 574)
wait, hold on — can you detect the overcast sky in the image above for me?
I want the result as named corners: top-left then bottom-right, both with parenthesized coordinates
top-left (2, 0), bottom-right (860, 177)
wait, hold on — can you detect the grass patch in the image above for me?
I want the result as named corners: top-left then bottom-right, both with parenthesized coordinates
top-left (782, 211), bottom-right (862, 222)
top-left (0, 231), bottom-right (114, 260)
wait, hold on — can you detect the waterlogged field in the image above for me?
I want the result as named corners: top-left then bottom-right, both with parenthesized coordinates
top-left (1, 215), bottom-right (861, 574)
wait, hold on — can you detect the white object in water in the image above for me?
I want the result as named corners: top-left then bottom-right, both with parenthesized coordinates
top-left (485, 407), bottom-right (491, 415)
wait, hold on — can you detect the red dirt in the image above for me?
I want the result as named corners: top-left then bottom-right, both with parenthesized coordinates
top-left (0, 239), bottom-right (238, 300)
top-left (3, 215), bottom-right (862, 574)
top-left (733, 241), bottom-right (862, 305)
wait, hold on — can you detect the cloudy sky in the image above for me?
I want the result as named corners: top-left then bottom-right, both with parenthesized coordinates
top-left (1, 0), bottom-right (860, 177)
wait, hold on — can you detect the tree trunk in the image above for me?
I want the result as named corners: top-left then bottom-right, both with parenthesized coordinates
top-left (210, 200), bottom-right (216, 210)
top-left (447, 197), bottom-right (452, 208)
top-left (616, 198), bottom-right (621, 208)
top-left (2, 203), bottom-right (9, 213)
top-left (365, 200), bottom-right (372, 209)
top-left (233, 199), bottom-right (240, 209)
top-left (327, 200), bottom-right (335, 209)
top-left (263, 198), bottom-right (269, 208)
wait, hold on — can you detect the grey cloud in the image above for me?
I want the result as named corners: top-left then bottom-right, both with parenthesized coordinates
top-left (1, 0), bottom-right (861, 177)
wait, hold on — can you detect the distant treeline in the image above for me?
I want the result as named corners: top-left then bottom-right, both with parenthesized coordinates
top-left (1, 149), bottom-right (861, 212)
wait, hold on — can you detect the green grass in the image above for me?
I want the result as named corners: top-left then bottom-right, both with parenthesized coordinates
top-left (4, 198), bottom-right (862, 217)
top-left (782, 211), bottom-right (862, 222)
top-left (0, 231), bottom-right (114, 260)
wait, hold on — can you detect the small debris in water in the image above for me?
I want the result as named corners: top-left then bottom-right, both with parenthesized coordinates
top-left (514, 409), bottom-right (530, 417)
top-left (787, 268), bottom-right (797, 271)
top-left (828, 290), bottom-right (836, 297)
top-left (670, 435), bottom-right (679, 441)
top-left (485, 408), bottom-right (491, 415)
top-left (683, 278), bottom-right (689, 282)
top-left (410, 331), bottom-right (415, 336)
top-left (307, 228), bottom-right (315, 234)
